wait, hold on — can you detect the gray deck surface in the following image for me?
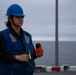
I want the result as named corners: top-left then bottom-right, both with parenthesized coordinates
top-left (34, 72), bottom-right (76, 75)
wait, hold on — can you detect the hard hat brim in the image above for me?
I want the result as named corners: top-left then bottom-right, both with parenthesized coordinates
top-left (13, 14), bottom-right (25, 16)
top-left (6, 14), bottom-right (25, 17)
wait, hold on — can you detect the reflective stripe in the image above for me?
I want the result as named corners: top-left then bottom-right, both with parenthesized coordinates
top-left (25, 35), bottom-right (29, 44)
top-left (9, 33), bottom-right (16, 42)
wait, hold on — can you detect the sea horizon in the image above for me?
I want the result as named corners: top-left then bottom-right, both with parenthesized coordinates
top-left (33, 40), bottom-right (76, 66)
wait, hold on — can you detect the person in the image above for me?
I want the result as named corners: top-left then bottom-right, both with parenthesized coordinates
top-left (0, 4), bottom-right (43, 75)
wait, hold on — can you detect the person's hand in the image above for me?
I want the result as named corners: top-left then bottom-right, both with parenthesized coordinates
top-left (35, 43), bottom-right (44, 58)
top-left (15, 54), bottom-right (29, 62)
top-left (36, 50), bottom-right (44, 58)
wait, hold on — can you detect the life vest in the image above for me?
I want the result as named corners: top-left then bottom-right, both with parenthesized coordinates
top-left (0, 28), bottom-right (35, 75)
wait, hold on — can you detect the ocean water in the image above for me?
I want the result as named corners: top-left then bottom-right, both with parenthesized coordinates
top-left (33, 41), bottom-right (76, 66)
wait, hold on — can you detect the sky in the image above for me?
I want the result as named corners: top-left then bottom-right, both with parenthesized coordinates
top-left (0, 0), bottom-right (76, 41)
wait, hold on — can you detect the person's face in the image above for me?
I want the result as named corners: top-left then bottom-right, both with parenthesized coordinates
top-left (12, 16), bottom-right (24, 27)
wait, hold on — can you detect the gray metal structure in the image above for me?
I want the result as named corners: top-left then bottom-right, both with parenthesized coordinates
top-left (55, 0), bottom-right (59, 66)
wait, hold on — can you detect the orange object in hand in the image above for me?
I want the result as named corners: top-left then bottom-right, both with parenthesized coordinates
top-left (36, 43), bottom-right (43, 53)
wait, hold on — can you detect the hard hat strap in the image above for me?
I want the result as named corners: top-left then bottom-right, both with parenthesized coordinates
top-left (11, 16), bottom-right (20, 27)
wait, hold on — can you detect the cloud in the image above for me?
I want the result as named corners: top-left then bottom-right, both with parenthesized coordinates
top-left (0, 0), bottom-right (76, 41)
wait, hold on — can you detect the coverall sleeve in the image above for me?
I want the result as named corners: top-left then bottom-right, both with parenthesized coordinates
top-left (0, 32), bottom-right (15, 62)
top-left (32, 44), bottom-right (37, 59)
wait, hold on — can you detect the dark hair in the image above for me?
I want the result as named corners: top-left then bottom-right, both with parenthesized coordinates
top-left (5, 21), bottom-right (11, 27)
top-left (5, 15), bottom-right (13, 27)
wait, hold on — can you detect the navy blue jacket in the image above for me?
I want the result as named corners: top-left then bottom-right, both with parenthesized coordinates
top-left (0, 28), bottom-right (36, 75)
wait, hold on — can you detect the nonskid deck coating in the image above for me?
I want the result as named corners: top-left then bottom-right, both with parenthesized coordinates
top-left (34, 72), bottom-right (76, 75)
